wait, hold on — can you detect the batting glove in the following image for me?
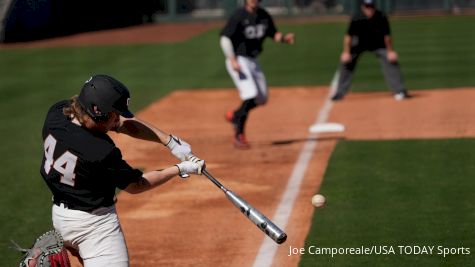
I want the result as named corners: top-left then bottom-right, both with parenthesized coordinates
top-left (166, 134), bottom-right (192, 161)
top-left (175, 156), bottom-right (205, 177)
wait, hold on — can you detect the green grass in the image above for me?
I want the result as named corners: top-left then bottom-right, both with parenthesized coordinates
top-left (263, 15), bottom-right (475, 90)
top-left (299, 139), bottom-right (475, 266)
top-left (0, 15), bottom-right (474, 265)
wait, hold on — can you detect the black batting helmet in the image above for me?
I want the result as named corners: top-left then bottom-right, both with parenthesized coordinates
top-left (78, 74), bottom-right (134, 121)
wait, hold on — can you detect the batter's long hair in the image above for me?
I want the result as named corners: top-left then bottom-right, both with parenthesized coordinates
top-left (63, 95), bottom-right (97, 129)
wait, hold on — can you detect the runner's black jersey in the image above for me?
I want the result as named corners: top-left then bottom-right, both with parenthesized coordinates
top-left (40, 100), bottom-right (143, 211)
top-left (221, 7), bottom-right (277, 58)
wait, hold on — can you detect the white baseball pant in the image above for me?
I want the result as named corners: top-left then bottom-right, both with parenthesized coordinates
top-left (225, 55), bottom-right (268, 105)
top-left (52, 204), bottom-right (129, 267)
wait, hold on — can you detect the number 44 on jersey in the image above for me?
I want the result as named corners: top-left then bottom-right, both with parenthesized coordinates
top-left (44, 134), bottom-right (78, 187)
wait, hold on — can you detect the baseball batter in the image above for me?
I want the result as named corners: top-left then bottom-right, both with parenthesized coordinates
top-left (40, 74), bottom-right (205, 266)
top-left (220, 0), bottom-right (295, 149)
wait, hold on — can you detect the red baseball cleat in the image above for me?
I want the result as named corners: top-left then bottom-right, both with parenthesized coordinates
top-left (225, 110), bottom-right (234, 123)
top-left (234, 134), bottom-right (250, 149)
top-left (225, 110), bottom-right (238, 131)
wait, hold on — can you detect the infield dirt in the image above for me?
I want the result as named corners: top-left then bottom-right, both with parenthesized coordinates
top-left (106, 87), bottom-right (473, 267)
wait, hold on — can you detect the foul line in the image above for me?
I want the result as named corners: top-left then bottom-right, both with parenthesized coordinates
top-left (252, 70), bottom-right (339, 267)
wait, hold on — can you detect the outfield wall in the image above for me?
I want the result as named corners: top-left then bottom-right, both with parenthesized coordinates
top-left (1, 0), bottom-right (145, 43)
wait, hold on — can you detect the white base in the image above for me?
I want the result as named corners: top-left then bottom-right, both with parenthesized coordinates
top-left (309, 122), bottom-right (345, 134)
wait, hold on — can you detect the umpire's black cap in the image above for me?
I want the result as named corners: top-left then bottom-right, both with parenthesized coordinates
top-left (363, 0), bottom-right (375, 6)
top-left (78, 74), bottom-right (134, 120)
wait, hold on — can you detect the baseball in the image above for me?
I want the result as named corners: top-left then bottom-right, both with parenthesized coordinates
top-left (311, 194), bottom-right (326, 208)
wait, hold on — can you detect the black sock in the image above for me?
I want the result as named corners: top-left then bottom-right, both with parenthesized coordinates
top-left (234, 99), bottom-right (257, 136)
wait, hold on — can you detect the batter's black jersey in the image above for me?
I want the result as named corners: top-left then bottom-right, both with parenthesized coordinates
top-left (347, 9), bottom-right (390, 52)
top-left (221, 7), bottom-right (277, 58)
top-left (40, 100), bottom-right (143, 211)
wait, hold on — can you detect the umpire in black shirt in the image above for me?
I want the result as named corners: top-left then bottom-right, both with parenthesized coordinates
top-left (331, 0), bottom-right (410, 101)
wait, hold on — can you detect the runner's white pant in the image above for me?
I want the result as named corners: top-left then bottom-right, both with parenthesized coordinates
top-left (225, 55), bottom-right (268, 105)
top-left (52, 204), bottom-right (129, 267)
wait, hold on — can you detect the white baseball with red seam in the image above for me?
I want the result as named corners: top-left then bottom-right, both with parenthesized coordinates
top-left (311, 194), bottom-right (326, 208)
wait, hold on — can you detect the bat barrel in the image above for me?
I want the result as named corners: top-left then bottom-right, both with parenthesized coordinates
top-left (225, 191), bottom-right (287, 244)
top-left (246, 203), bottom-right (287, 244)
top-left (202, 169), bottom-right (287, 244)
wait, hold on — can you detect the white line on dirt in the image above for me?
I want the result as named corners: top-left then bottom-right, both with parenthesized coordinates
top-left (252, 71), bottom-right (339, 267)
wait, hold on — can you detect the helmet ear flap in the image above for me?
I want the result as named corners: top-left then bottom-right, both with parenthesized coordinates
top-left (81, 103), bottom-right (109, 122)
top-left (90, 105), bottom-right (110, 122)
top-left (93, 114), bottom-right (110, 122)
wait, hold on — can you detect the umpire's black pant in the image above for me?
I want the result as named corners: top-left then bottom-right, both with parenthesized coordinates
top-left (335, 48), bottom-right (406, 96)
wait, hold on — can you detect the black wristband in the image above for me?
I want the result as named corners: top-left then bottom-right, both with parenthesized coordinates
top-left (175, 164), bottom-right (182, 174)
top-left (165, 134), bottom-right (173, 146)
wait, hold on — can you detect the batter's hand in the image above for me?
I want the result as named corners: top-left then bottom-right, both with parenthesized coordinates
top-left (166, 135), bottom-right (192, 161)
top-left (176, 155), bottom-right (205, 177)
top-left (230, 57), bottom-right (241, 72)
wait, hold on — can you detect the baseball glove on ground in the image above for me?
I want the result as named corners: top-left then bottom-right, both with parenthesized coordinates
top-left (12, 229), bottom-right (71, 267)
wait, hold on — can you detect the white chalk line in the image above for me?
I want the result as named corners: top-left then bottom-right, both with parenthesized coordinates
top-left (252, 70), bottom-right (339, 267)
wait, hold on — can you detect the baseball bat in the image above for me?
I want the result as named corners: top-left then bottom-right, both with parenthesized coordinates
top-left (202, 169), bottom-right (287, 244)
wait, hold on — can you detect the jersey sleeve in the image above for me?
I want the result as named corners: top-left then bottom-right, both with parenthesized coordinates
top-left (347, 16), bottom-right (358, 35)
top-left (381, 13), bottom-right (391, 35)
top-left (221, 11), bottom-right (241, 38)
top-left (102, 148), bottom-right (143, 190)
top-left (265, 11), bottom-right (278, 38)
